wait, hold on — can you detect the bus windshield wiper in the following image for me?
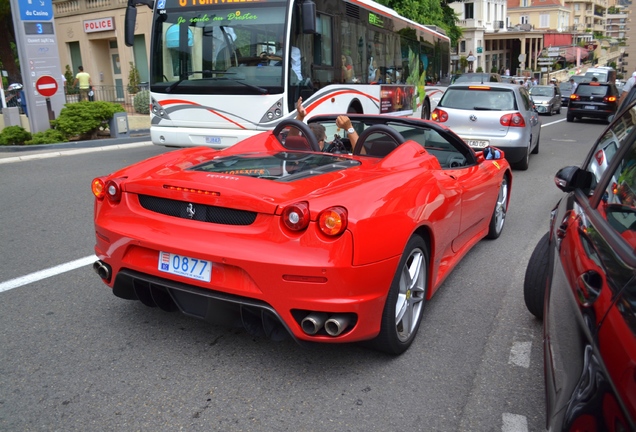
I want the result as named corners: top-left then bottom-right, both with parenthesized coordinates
top-left (164, 70), bottom-right (234, 93)
top-left (220, 78), bottom-right (268, 94)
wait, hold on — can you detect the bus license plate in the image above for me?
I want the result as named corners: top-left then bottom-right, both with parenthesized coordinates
top-left (467, 140), bottom-right (489, 148)
top-left (158, 251), bottom-right (212, 282)
top-left (206, 136), bottom-right (222, 144)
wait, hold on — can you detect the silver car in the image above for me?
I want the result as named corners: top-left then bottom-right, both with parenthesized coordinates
top-left (431, 82), bottom-right (541, 170)
top-left (529, 85), bottom-right (562, 115)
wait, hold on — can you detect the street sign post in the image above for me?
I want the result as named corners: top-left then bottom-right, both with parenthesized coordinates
top-left (10, 0), bottom-right (65, 133)
top-left (35, 75), bottom-right (58, 121)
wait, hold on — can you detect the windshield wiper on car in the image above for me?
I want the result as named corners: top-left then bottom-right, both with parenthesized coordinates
top-left (473, 106), bottom-right (498, 110)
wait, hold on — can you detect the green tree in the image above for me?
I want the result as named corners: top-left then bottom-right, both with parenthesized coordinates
top-left (378, 0), bottom-right (462, 45)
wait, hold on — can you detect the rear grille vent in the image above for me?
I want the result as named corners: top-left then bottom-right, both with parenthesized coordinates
top-left (138, 195), bottom-right (257, 225)
top-left (345, 3), bottom-right (360, 19)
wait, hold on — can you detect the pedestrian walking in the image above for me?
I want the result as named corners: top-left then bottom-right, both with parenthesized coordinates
top-left (73, 66), bottom-right (92, 101)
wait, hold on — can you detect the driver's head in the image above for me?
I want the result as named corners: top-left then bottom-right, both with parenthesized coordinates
top-left (308, 123), bottom-right (326, 150)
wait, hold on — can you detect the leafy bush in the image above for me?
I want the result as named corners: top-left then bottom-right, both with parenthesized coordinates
top-left (133, 90), bottom-right (150, 114)
top-left (52, 101), bottom-right (125, 139)
top-left (0, 125), bottom-right (32, 146)
top-left (127, 62), bottom-right (141, 93)
top-left (26, 129), bottom-right (67, 145)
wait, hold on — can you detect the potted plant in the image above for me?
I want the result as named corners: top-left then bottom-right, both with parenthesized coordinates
top-left (127, 62), bottom-right (141, 105)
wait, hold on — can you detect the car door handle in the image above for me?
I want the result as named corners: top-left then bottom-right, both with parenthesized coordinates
top-left (576, 270), bottom-right (602, 306)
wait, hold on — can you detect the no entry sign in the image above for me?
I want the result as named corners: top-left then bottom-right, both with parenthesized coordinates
top-left (35, 75), bottom-right (58, 98)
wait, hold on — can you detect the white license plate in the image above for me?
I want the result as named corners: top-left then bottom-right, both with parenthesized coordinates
top-left (584, 105), bottom-right (596, 110)
top-left (158, 251), bottom-right (212, 282)
top-left (467, 140), bottom-right (489, 148)
top-left (206, 136), bottom-right (222, 144)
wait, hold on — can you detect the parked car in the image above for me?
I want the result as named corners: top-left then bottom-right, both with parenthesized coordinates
top-left (90, 115), bottom-right (512, 355)
top-left (567, 81), bottom-right (619, 123)
top-left (451, 72), bottom-right (502, 84)
top-left (431, 82), bottom-right (541, 170)
top-left (529, 84), bottom-right (562, 115)
top-left (558, 82), bottom-right (573, 106)
top-left (523, 100), bottom-right (636, 431)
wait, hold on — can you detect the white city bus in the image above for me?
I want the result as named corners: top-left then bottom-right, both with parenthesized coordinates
top-left (125, 0), bottom-right (450, 148)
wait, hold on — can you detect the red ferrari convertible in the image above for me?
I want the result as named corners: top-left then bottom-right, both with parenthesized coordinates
top-left (91, 115), bottom-right (512, 354)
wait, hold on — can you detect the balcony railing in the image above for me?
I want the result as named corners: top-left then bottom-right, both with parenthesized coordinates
top-left (63, 84), bottom-right (149, 115)
top-left (53, 0), bottom-right (128, 17)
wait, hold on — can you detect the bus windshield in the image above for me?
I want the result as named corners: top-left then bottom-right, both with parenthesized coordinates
top-left (151, 1), bottom-right (288, 95)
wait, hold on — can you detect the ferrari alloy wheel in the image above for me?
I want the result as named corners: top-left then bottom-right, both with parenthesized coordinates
top-left (524, 232), bottom-right (550, 319)
top-left (374, 236), bottom-right (428, 355)
top-left (486, 175), bottom-right (509, 239)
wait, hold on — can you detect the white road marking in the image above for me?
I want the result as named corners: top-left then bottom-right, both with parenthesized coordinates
top-left (509, 341), bottom-right (532, 368)
top-left (0, 255), bottom-right (96, 293)
top-left (502, 413), bottom-right (528, 432)
top-left (541, 117), bottom-right (566, 127)
top-left (0, 141), bottom-right (153, 164)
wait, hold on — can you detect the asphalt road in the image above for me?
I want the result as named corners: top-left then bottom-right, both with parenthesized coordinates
top-left (0, 114), bottom-right (612, 431)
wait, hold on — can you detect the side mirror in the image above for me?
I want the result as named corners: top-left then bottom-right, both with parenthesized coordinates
top-left (124, 5), bottom-right (137, 47)
top-left (554, 166), bottom-right (593, 193)
top-left (302, 0), bottom-right (316, 34)
top-left (481, 146), bottom-right (504, 161)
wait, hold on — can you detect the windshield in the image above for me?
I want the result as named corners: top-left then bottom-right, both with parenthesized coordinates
top-left (151, 0), bottom-right (287, 95)
top-left (192, 153), bottom-right (359, 181)
top-left (529, 87), bottom-right (554, 97)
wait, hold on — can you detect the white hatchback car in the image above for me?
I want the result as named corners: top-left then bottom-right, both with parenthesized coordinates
top-left (432, 83), bottom-right (542, 170)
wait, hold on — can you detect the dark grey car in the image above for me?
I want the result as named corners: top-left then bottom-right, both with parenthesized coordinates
top-left (529, 85), bottom-right (562, 115)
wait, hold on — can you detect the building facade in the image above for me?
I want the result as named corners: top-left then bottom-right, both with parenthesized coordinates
top-left (52, 0), bottom-right (153, 97)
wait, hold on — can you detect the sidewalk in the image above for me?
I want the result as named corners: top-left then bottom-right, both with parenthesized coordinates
top-left (0, 129), bottom-right (152, 162)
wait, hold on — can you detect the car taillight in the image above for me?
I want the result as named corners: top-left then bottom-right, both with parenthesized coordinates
top-left (318, 207), bottom-right (348, 236)
top-left (431, 108), bottom-right (448, 122)
top-left (500, 112), bottom-right (526, 127)
top-left (92, 177), bottom-right (106, 200)
top-left (604, 95), bottom-right (617, 103)
top-left (570, 94), bottom-right (579, 101)
top-left (282, 201), bottom-right (310, 231)
top-left (106, 179), bottom-right (124, 203)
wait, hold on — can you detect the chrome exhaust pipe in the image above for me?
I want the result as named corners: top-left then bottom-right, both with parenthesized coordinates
top-left (324, 314), bottom-right (350, 337)
top-left (301, 312), bottom-right (328, 335)
top-left (93, 260), bottom-right (111, 281)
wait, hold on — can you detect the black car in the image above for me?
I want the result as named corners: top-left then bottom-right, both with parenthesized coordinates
top-left (451, 72), bottom-right (502, 84)
top-left (558, 82), bottom-right (572, 106)
top-left (523, 100), bottom-right (636, 430)
top-left (567, 82), bottom-right (619, 123)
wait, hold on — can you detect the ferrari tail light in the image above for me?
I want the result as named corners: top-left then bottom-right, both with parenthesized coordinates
top-left (105, 179), bottom-right (123, 203)
top-left (282, 201), bottom-right (310, 231)
top-left (318, 207), bottom-right (348, 236)
top-left (431, 108), bottom-right (448, 122)
top-left (92, 177), bottom-right (106, 200)
top-left (500, 112), bottom-right (526, 127)
top-left (604, 95), bottom-right (617, 103)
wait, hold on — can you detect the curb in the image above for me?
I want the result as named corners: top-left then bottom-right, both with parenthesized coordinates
top-left (0, 140), bottom-right (154, 164)
top-left (0, 129), bottom-right (151, 153)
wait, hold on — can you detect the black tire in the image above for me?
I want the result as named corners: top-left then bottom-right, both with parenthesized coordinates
top-left (566, 112), bottom-right (574, 122)
top-left (524, 233), bottom-right (550, 319)
top-left (486, 175), bottom-right (509, 239)
top-left (421, 99), bottom-right (431, 120)
top-left (513, 145), bottom-right (530, 170)
top-left (531, 130), bottom-right (540, 155)
top-left (373, 236), bottom-right (428, 355)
